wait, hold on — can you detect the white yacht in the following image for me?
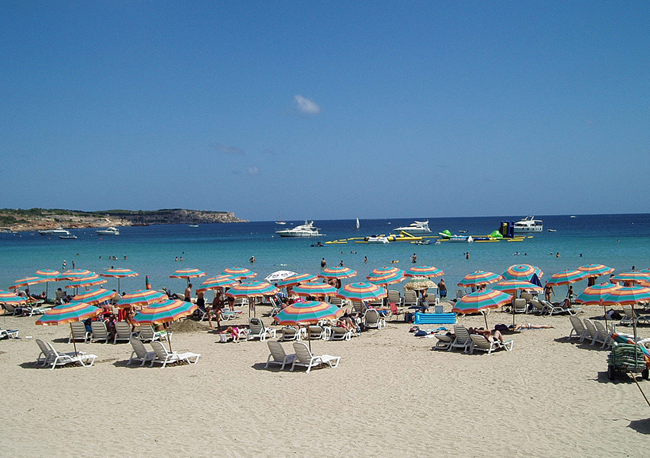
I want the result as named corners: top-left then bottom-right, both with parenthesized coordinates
top-left (58, 231), bottom-right (77, 239)
top-left (96, 226), bottom-right (120, 236)
top-left (276, 221), bottom-right (323, 237)
top-left (513, 216), bottom-right (543, 233)
top-left (38, 228), bottom-right (70, 236)
top-left (394, 220), bottom-right (431, 234)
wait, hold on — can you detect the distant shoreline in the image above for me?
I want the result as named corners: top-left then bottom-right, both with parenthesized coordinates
top-left (0, 208), bottom-right (247, 232)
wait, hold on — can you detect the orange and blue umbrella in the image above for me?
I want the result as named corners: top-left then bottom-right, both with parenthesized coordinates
top-left (292, 281), bottom-right (338, 298)
top-left (502, 264), bottom-right (543, 281)
top-left (116, 289), bottom-right (167, 308)
top-left (611, 272), bottom-right (650, 285)
top-left (578, 264), bottom-right (615, 277)
top-left (547, 269), bottom-right (590, 286)
top-left (405, 265), bottom-right (444, 278)
top-left (35, 301), bottom-right (100, 326)
top-left (221, 267), bottom-right (256, 279)
top-left (458, 271), bottom-right (502, 288)
top-left (58, 269), bottom-right (94, 280)
top-left (0, 290), bottom-right (29, 304)
top-left (337, 282), bottom-right (387, 302)
top-left (73, 288), bottom-right (117, 305)
top-left (277, 273), bottom-right (317, 288)
top-left (197, 275), bottom-right (238, 292)
top-left (225, 281), bottom-right (279, 298)
top-left (102, 267), bottom-right (139, 292)
top-left (452, 289), bottom-right (513, 327)
top-left (366, 266), bottom-right (405, 286)
top-left (34, 269), bottom-right (61, 279)
top-left (170, 268), bottom-right (206, 285)
top-left (131, 299), bottom-right (196, 325)
top-left (9, 276), bottom-right (48, 290)
top-left (575, 282), bottom-right (621, 305)
top-left (274, 300), bottom-right (344, 326)
top-left (65, 274), bottom-right (108, 289)
top-left (602, 286), bottom-right (650, 306)
top-left (491, 280), bottom-right (543, 295)
top-left (319, 266), bottom-right (357, 279)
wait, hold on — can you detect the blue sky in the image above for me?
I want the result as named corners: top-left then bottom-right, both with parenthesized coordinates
top-left (1, 1), bottom-right (648, 221)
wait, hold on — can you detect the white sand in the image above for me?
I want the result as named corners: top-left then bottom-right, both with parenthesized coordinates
top-left (1, 304), bottom-right (649, 457)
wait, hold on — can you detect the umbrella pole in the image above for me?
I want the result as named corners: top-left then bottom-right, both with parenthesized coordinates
top-left (70, 322), bottom-right (78, 356)
top-left (483, 311), bottom-right (489, 329)
top-left (601, 299), bottom-right (608, 330)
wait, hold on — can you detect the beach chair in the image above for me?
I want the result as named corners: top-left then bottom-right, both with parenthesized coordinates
top-left (448, 325), bottom-right (473, 353)
top-left (363, 309), bottom-right (385, 330)
top-left (307, 325), bottom-right (329, 340)
top-left (137, 325), bottom-right (170, 342)
top-left (404, 290), bottom-right (419, 308)
top-left (432, 332), bottom-right (454, 350)
top-left (513, 298), bottom-right (528, 314)
top-left (290, 342), bottom-right (340, 373)
top-left (330, 326), bottom-right (352, 341)
top-left (328, 296), bottom-right (344, 307)
top-left (583, 319), bottom-right (605, 347)
top-left (2, 302), bottom-right (20, 316)
top-left (91, 321), bottom-right (110, 343)
top-left (469, 334), bottom-right (513, 355)
top-left (567, 316), bottom-right (588, 341)
top-left (127, 338), bottom-right (157, 366)
top-left (455, 289), bottom-right (465, 300)
top-left (594, 320), bottom-right (613, 349)
top-left (221, 309), bottom-right (242, 321)
top-left (530, 299), bottom-right (546, 315)
top-left (620, 305), bottom-right (650, 327)
top-left (149, 341), bottom-right (200, 368)
top-left (268, 297), bottom-right (282, 317)
top-left (22, 301), bottom-right (51, 317)
top-left (542, 300), bottom-right (580, 316)
top-left (55, 289), bottom-right (66, 305)
top-left (264, 341), bottom-right (296, 370)
top-left (279, 326), bottom-right (303, 341)
top-left (388, 290), bottom-right (403, 307)
top-left (0, 326), bottom-right (19, 339)
top-left (388, 301), bottom-right (403, 322)
top-left (68, 322), bottom-right (91, 344)
top-left (113, 321), bottom-right (135, 344)
top-left (44, 341), bottom-right (97, 370)
top-left (247, 318), bottom-right (276, 341)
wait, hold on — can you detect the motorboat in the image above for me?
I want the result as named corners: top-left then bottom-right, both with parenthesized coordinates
top-left (513, 216), bottom-right (543, 233)
top-left (365, 235), bottom-right (390, 244)
top-left (38, 228), bottom-right (70, 236)
top-left (96, 226), bottom-right (120, 236)
top-left (394, 220), bottom-right (431, 234)
top-left (58, 231), bottom-right (77, 239)
top-left (189, 224), bottom-right (199, 228)
top-left (276, 221), bottom-right (323, 237)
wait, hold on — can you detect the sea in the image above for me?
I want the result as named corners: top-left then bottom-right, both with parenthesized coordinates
top-left (1, 214), bottom-right (649, 296)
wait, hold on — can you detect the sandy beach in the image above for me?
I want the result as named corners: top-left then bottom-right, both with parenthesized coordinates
top-left (2, 303), bottom-right (649, 458)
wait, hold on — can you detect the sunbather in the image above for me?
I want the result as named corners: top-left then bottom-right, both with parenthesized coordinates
top-left (510, 323), bottom-right (554, 331)
top-left (469, 327), bottom-right (505, 343)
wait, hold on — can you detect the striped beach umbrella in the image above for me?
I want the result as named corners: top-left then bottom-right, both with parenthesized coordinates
top-left (491, 280), bottom-right (543, 295)
top-left (292, 281), bottom-right (338, 298)
top-left (225, 281), bottom-right (279, 298)
top-left (547, 269), bottom-right (590, 286)
top-left (337, 282), bottom-right (387, 302)
top-left (366, 267), bottom-right (405, 286)
top-left (131, 299), bottom-right (197, 351)
top-left (274, 300), bottom-right (344, 325)
top-left (458, 271), bottom-right (503, 288)
top-left (0, 290), bottom-right (29, 304)
top-left (221, 267), bottom-right (257, 279)
top-left (575, 283), bottom-right (621, 305)
top-left (196, 275), bottom-right (238, 292)
top-left (73, 288), bottom-right (117, 305)
top-left (502, 264), bottom-right (544, 281)
top-left (602, 286), bottom-right (650, 306)
top-left (58, 269), bottom-right (94, 280)
top-left (36, 301), bottom-right (102, 355)
top-left (452, 290), bottom-right (513, 328)
top-left (65, 274), bottom-right (108, 289)
top-left (578, 264), bottom-right (615, 277)
top-left (116, 289), bottom-right (167, 308)
top-left (170, 268), bottom-right (207, 284)
top-left (405, 265), bottom-right (444, 278)
top-left (34, 269), bottom-right (61, 279)
top-left (9, 276), bottom-right (48, 290)
top-left (102, 267), bottom-right (139, 292)
top-left (319, 266), bottom-right (357, 280)
top-left (611, 272), bottom-right (650, 285)
top-left (277, 273), bottom-right (317, 288)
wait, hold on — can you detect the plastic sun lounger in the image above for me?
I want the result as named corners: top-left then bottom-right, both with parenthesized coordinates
top-left (290, 342), bottom-right (340, 373)
top-left (264, 341), bottom-right (296, 370)
top-left (149, 341), bottom-right (201, 368)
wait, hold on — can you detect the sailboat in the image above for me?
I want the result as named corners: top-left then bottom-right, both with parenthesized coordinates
top-left (355, 218), bottom-right (360, 231)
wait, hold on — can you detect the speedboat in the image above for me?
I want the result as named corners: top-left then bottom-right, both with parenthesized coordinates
top-left (38, 228), bottom-right (70, 236)
top-left (394, 220), bottom-right (431, 234)
top-left (58, 231), bottom-right (77, 239)
top-left (276, 221), bottom-right (323, 237)
top-left (513, 216), bottom-right (543, 233)
top-left (97, 226), bottom-right (120, 236)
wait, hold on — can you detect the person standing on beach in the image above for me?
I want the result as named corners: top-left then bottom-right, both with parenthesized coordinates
top-left (544, 281), bottom-right (554, 302)
top-left (185, 283), bottom-right (192, 302)
top-left (438, 278), bottom-right (447, 299)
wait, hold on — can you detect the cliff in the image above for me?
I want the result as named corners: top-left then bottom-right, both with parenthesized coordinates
top-left (0, 208), bottom-right (247, 232)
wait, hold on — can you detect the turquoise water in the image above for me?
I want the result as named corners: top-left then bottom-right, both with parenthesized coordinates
top-left (1, 214), bottom-right (649, 295)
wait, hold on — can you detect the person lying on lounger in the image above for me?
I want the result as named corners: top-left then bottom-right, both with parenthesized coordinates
top-left (469, 327), bottom-right (505, 343)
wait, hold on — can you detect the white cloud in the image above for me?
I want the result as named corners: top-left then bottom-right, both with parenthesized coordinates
top-left (294, 95), bottom-right (321, 115)
top-left (247, 167), bottom-right (260, 176)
